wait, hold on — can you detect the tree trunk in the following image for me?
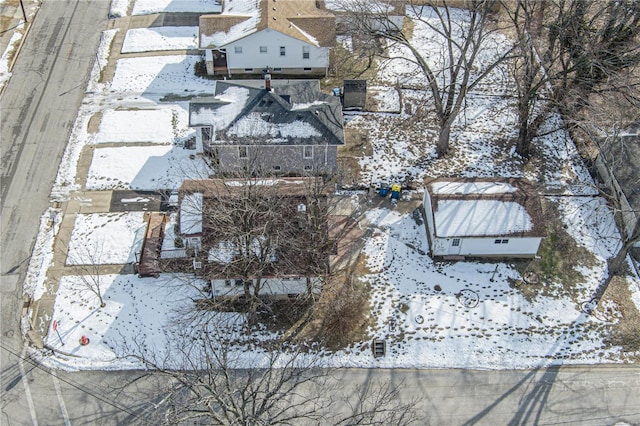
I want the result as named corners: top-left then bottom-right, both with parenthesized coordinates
top-left (516, 107), bottom-right (531, 158)
top-left (437, 121), bottom-right (452, 157)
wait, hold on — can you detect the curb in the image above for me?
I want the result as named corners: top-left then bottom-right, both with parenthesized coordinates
top-left (1, 0), bottom-right (42, 96)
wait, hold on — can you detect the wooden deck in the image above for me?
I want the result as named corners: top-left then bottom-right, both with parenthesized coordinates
top-left (137, 212), bottom-right (167, 277)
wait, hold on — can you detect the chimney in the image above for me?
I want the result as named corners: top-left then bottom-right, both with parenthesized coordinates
top-left (264, 72), bottom-right (272, 91)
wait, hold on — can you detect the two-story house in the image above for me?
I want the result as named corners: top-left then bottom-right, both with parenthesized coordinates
top-left (189, 79), bottom-right (344, 175)
top-left (199, 0), bottom-right (336, 76)
top-left (175, 177), bottom-right (333, 298)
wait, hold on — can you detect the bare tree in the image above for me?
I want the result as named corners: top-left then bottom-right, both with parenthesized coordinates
top-left (338, 0), bottom-right (513, 156)
top-left (502, 0), bottom-right (548, 158)
top-left (177, 172), bottom-right (337, 325)
top-left (503, 0), bottom-right (640, 156)
top-left (123, 319), bottom-right (422, 425)
top-left (66, 240), bottom-right (107, 308)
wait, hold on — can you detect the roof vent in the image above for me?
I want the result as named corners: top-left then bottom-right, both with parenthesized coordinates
top-left (273, 16), bottom-right (277, 20)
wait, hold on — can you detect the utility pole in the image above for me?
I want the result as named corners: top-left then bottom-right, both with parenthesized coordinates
top-left (19, 0), bottom-right (28, 23)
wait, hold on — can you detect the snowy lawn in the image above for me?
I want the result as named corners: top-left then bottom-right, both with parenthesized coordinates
top-left (328, 201), bottom-right (627, 369)
top-left (110, 55), bottom-right (217, 94)
top-left (132, 0), bottom-right (222, 15)
top-left (95, 108), bottom-right (188, 144)
top-left (121, 27), bottom-right (198, 53)
top-left (44, 274), bottom-right (207, 369)
top-left (41, 196), bottom-right (640, 371)
top-left (66, 212), bottom-right (146, 265)
top-left (86, 145), bottom-right (212, 191)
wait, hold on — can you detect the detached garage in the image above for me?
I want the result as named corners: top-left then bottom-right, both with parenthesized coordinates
top-left (423, 179), bottom-right (545, 259)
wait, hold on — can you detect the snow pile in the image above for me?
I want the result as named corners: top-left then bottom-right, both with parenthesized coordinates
top-left (109, 0), bottom-right (129, 18)
top-left (0, 26), bottom-right (23, 91)
top-left (87, 29), bottom-right (118, 93)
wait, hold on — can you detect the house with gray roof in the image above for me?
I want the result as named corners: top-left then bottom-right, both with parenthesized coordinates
top-left (189, 79), bottom-right (344, 175)
top-left (199, 0), bottom-right (336, 76)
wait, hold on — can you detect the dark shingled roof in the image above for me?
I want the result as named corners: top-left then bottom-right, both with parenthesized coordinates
top-left (189, 80), bottom-right (344, 146)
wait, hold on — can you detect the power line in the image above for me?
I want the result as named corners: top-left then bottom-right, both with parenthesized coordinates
top-left (0, 342), bottom-right (148, 423)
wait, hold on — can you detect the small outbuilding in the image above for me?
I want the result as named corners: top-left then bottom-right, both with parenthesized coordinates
top-left (342, 80), bottom-right (367, 110)
top-left (422, 179), bottom-right (545, 259)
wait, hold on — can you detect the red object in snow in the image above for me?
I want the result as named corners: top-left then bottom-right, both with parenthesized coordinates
top-left (79, 336), bottom-right (90, 346)
top-left (52, 320), bottom-right (58, 331)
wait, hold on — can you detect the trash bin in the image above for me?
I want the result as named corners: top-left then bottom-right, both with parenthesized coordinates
top-left (379, 183), bottom-right (389, 197)
top-left (333, 87), bottom-right (342, 97)
top-left (390, 183), bottom-right (401, 200)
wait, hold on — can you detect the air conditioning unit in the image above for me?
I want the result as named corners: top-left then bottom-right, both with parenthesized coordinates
top-left (193, 260), bottom-right (202, 270)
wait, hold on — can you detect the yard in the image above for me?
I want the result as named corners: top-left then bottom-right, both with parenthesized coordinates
top-left (22, 0), bottom-right (640, 371)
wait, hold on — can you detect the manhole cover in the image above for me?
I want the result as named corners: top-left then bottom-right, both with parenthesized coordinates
top-left (415, 314), bottom-right (424, 324)
top-left (457, 289), bottom-right (479, 308)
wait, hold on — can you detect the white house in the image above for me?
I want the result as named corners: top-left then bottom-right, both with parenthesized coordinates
top-left (423, 179), bottom-right (545, 259)
top-left (209, 276), bottom-right (321, 299)
top-left (199, 0), bottom-right (336, 76)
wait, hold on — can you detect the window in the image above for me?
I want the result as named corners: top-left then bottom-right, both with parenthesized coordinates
top-left (273, 165), bottom-right (281, 171)
top-left (234, 279), bottom-right (243, 286)
top-left (273, 67), bottom-right (282, 72)
top-left (303, 165), bottom-right (312, 171)
top-left (244, 68), bottom-right (253, 72)
top-left (234, 46), bottom-right (243, 53)
top-left (225, 279), bottom-right (232, 286)
top-left (239, 146), bottom-right (248, 158)
top-left (501, 239), bottom-right (509, 244)
top-left (303, 67), bottom-right (312, 72)
top-left (260, 46), bottom-right (267, 53)
top-left (303, 146), bottom-right (313, 159)
top-left (302, 46), bottom-right (310, 59)
top-left (451, 238), bottom-right (461, 247)
top-left (201, 126), bottom-right (212, 143)
top-left (280, 46), bottom-right (286, 56)
top-left (494, 239), bottom-right (502, 244)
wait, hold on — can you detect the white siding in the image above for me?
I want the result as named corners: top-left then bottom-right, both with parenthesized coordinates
top-left (432, 236), bottom-right (542, 257)
top-left (209, 277), bottom-right (321, 296)
top-left (224, 29), bottom-right (329, 70)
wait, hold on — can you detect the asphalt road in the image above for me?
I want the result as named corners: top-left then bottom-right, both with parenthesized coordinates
top-left (0, 0), bottom-right (110, 422)
top-left (2, 343), bottom-right (640, 426)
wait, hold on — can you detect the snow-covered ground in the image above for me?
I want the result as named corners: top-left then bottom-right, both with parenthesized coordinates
top-left (25, 2), bottom-right (640, 371)
top-left (132, 0), bottom-right (222, 16)
top-left (86, 145), bottom-right (211, 191)
top-left (110, 55), bottom-right (217, 94)
top-left (95, 108), bottom-right (186, 144)
top-left (66, 212), bottom-right (146, 265)
top-left (121, 27), bottom-right (199, 53)
top-left (0, 26), bottom-right (23, 91)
